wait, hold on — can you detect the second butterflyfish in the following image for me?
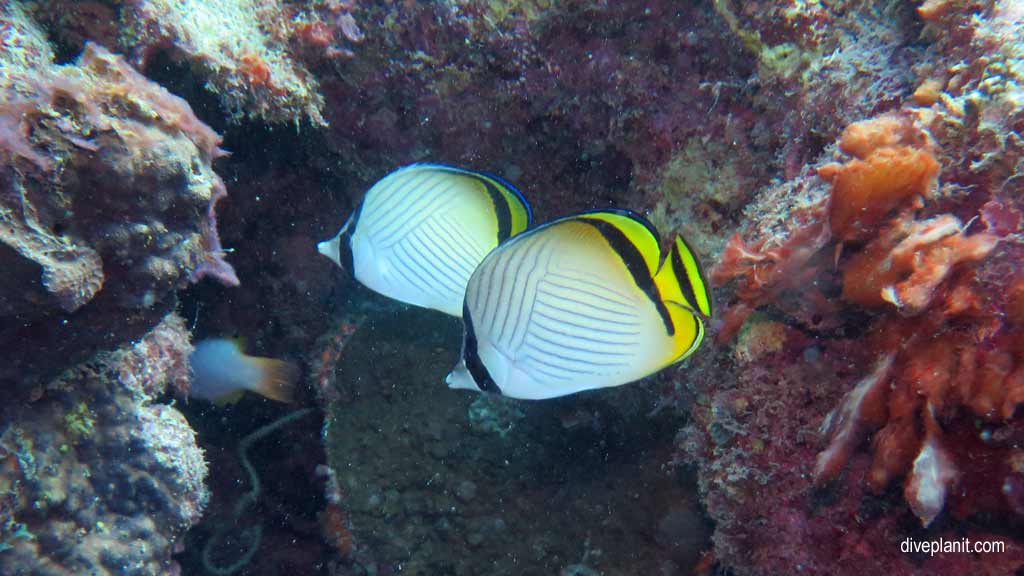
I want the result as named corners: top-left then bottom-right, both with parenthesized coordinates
top-left (445, 209), bottom-right (712, 400)
top-left (317, 163), bottom-right (532, 317)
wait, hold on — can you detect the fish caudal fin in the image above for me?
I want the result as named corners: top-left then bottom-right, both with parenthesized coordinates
top-left (250, 358), bottom-right (300, 403)
top-left (665, 301), bottom-right (705, 365)
top-left (657, 235), bottom-right (712, 318)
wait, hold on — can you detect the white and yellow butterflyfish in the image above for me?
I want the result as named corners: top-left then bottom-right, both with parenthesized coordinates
top-left (445, 209), bottom-right (712, 400)
top-left (317, 163), bottom-right (532, 317)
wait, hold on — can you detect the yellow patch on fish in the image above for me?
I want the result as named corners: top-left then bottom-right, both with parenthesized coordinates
top-left (446, 209), bottom-right (711, 400)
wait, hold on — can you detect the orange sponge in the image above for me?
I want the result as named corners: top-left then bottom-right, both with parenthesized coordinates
top-left (840, 225), bottom-right (903, 307)
top-left (824, 146), bottom-right (940, 242)
top-left (841, 214), bottom-right (997, 313)
top-left (839, 116), bottom-right (918, 159)
top-left (822, 115), bottom-right (941, 242)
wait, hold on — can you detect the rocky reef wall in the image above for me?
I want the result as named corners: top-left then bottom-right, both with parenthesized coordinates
top-left (1, 4), bottom-right (227, 573)
top-left (690, 2), bottom-right (1024, 574)
top-left (2, 1), bottom-right (1023, 575)
top-left (1, 2), bottom-right (237, 396)
top-left (0, 313), bottom-right (207, 575)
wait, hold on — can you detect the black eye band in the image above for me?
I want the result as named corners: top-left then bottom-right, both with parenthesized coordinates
top-left (462, 302), bottom-right (501, 395)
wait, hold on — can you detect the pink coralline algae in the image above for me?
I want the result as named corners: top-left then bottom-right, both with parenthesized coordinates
top-left (690, 3), bottom-right (1024, 575)
top-left (1, 3), bottom-right (237, 393)
top-left (318, 0), bottom-right (763, 240)
top-left (0, 313), bottom-right (207, 575)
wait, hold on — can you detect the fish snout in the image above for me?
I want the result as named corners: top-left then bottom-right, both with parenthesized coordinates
top-left (317, 237), bottom-right (342, 267)
top-left (445, 360), bottom-right (477, 391)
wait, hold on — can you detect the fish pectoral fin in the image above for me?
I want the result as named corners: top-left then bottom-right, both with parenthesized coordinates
top-left (250, 358), bottom-right (300, 403)
top-left (664, 300), bottom-right (705, 365)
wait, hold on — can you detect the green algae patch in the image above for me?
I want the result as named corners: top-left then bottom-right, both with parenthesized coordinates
top-left (649, 136), bottom-right (749, 259)
top-left (63, 401), bottom-right (95, 441)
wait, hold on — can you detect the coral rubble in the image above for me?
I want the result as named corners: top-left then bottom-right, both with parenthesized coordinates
top-left (0, 313), bottom-right (207, 575)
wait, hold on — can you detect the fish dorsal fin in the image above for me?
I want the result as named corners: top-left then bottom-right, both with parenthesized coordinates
top-left (664, 301), bottom-right (705, 365)
top-left (422, 164), bottom-right (533, 241)
top-left (569, 209), bottom-right (675, 334)
top-left (576, 209), bottom-right (663, 274)
top-left (655, 235), bottom-right (713, 319)
top-left (249, 358), bottom-right (299, 403)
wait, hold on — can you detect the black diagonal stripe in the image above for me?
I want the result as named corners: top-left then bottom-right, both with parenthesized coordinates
top-left (581, 218), bottom-right (674, 335)
top-left (671, 241), bottom-right (699, 316)
top-left (473, 175), bottom-right (511, 243)
top-left (433, 166), bottom-right (516, 242)
top-left (462, 302), bottom-right (502, 395)
top-left (340, 202), bottom-right (363, 272)
top-left (674, 236), bottom-right (712, 317)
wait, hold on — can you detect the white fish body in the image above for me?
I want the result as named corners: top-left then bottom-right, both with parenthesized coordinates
top-left (318, 164), bottom-right (531, 317)
top-left (446, 210), bottom-right (711, 400)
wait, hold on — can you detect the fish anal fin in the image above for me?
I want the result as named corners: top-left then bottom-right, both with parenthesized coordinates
top-left (251, 358), bottom-right (300, 403)
top-left (317, 235), bottom-right (343, 268)
top-left (213, 389), bottom-right (246, 406)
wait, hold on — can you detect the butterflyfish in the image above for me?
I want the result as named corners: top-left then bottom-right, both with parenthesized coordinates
top-left (317, 163), bottom-right (532, 317)
top-left (189, 339), bottom-right (298, 405)
top-left (445, 209), bottom-right (712, 400)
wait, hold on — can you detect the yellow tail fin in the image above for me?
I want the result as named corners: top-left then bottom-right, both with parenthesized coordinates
top-left (656, 235), bottom-right (712, 318)
top-left (251, 358), bottom-right (299, 403)
top-left (664, 301), bottom-right (705, 365)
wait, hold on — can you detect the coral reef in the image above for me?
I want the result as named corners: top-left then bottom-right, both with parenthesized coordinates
top-left (32, 0), bottom-right (365, 126)
top-left (1, 3), bottom-right (236, 393)
top-left (10, 1), bottom-right (1024, 575)
top-left (318, 0), bottom-right (763, 238)
top-left (1, 8), bottom-right (234, 572)
top-left (646, 135), bottom-right (761, 261)
top-left (117, 0), bottom-right (339, 125)
top-left (187, 1), bottom-right (1022, 573)
top-left (712, 0), bottom-right (920, 177)
top-left (0, 313), bottom-right (207, 575)
top-left (690, 3), bottom-right (1024, 575)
